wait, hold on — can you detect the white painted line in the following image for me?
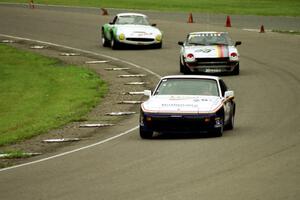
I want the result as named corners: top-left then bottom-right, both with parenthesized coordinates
top-left (0, 154), bottom-right (10, 158)
top-left (286, 30), bottom-right (298, 33)
top-left (42, 138), bottom-right (80, 143)
top-left (85, 60), bottom-right (109, 64)
top-left (30, 45), bottom-right (46, 49)
top-left (125, 82), bottom-right (146, 85)
top-left (243, 28), bottom-right (271, 32)
top-left (60, 52), bottom-right (80, 56)
top-left (105, 67), bottom-right (130, 71)
top-left (0, 34), bottom-right (161, 172)
top-left (79, 123), bottom-right (114, 128)
top-left (118, 101), bottom-right (143, 104)
top-left (1, 39), bottom-right (15, 43)
top-left (243, 28), bottom-right (259, 32)
top-left (0, 152), bottom-right (42, 159)
top-left (106, 112), bottom-right (136, 116)
top-left (118, 74), bottom-right (146, 78)
top-left (123, 91), bottom-right (145, 95)
top-left (0, 126), bottom-right (138, 172)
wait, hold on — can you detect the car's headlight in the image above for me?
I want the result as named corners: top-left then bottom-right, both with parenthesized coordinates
top-left (185, 53), bottom-right (195, 62)
top-left (119, 33), bottom-right (125, 41)
top-left (155, 34), bottom-right (162, 42)
top-left (229, 52), bottom-right (239, 61)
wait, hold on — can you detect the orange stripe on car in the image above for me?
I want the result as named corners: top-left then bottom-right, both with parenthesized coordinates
top-left (217, 45), bottom-right (224, 58)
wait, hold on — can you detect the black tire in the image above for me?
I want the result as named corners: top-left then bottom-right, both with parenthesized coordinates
top-left (213, 126), bottom-right (223, 137)
top-left (225, 113), bottom-right (234, 130)
top-left (180, 58), bottom-right (190, 74)
top-left (225, 104), bottom-right (235, 130)
top-left (139, 128), bottom-right (153, 139)
top-left (154, 42), bottom-right (162, 49)
top-left (111, 35), bottom-right (120, 50)
top-left (180, 60), bottom-right (184, 73)
top-left (232, 63), bottom-right (240, 75)
top-left (101, 30), bottom-right (110, 47)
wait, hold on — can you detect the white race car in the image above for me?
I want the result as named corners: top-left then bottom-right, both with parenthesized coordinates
top-left (178, 32), bottom-right (241, 75)
top-left (140, 75), bottom-right (236, 138)
top-left (101, 13), bottom-right (163, 49)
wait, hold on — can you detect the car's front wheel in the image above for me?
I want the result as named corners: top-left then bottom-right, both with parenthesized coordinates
top-left (180, 59), bottom-right (191, 74)
top-left (154, 42), bottom-right (162, 49)
top-left (225, 113), bottom-right (234, 130)
top-left (140, 128), bottom-right (153, 139)
top-left (101, 30), bottom-right (110, 47)
top-left (232, 63), bottom-right (240, 75)
top-left (111, 35), bottom-right (120, 50)
top-left (227, 104), bottom-right (235, 130)
top-left (213, 126), bottom-right (223, 137)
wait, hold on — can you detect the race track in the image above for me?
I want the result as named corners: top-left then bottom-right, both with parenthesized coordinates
top-left (0, 4), bottom-right (299, 200)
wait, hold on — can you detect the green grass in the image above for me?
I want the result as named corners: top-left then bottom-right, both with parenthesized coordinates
top-left (1, 0), bottom-right (299, 16)
top-left (0, 44), bottom-right (107, 146)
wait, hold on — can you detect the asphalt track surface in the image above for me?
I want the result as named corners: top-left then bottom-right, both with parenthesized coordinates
top-left (0, 4), bottom-right (300, 200)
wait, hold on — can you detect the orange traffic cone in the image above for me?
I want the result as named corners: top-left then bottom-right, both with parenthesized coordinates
top-left (29, 0), bottom-right (35, 9)
top-left (260, 25), bottom-right (265, 33)
top-left (225, 16), bottom-right (231, 27)
top-left (101, 8), bottom-right (108, 16)
top-left (187, 13), bottom-right (194, 23)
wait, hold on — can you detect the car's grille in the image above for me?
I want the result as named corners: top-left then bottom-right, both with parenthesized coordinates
top-left (195, 57), bottom-right (229, 65)
top-left (126, 38), bottom-right (155, 42)
top-left (147, 116), bottom-right (215, 132)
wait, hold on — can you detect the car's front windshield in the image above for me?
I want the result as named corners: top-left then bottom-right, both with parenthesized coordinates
top-left (116, 15), bottom-right (150, 25)
top-left (186, 33), bottom-right (233, 46)
top-left (154, 78), bottom-right (219, 96)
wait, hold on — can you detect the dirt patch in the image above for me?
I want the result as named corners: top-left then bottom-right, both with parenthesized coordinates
top-left (0, 37), bottom-right (159, 168)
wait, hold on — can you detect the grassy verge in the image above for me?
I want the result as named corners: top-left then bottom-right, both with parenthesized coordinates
top-left (1, 0), bottom-right (299, 16)
top-left (0, 44), bottom-right (107, 146)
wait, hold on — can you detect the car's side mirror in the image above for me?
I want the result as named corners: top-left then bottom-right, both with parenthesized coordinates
top-left (224, 91), bottom-right (234, 99)
top-left (151, 23), bottom-right (157, 27)
top-left (178, 41), bottom-right (184, 46)
top-left (144, 90), bottom-right (152, 97)
top-left (235, 41), bottom-right (242, 46)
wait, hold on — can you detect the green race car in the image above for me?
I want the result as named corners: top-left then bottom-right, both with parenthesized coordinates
top-left (101, 13), bottom-right (163, 49)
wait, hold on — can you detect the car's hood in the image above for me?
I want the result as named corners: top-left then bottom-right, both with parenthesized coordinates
top-left (116, 25), bottom-right (161, 36)
top-left (183, 45), bottom-right (237, 58)
top-left (142, 95), bottom-right (223, 114)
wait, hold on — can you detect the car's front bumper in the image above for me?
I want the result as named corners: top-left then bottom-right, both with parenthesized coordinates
top-left (140, 112), bottom-right (223, 134)
top-left (118, 37), bottom-right (161, 46)
top-left (186, 59), bottom-right (239, 73)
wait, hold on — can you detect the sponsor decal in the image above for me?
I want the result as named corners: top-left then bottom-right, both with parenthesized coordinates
top-left (191, 33), bottom-right (221, 37)
top-left (195, 48), bottom-right (213, 53)
top-left (161, 103), bottom-right (198, 108)
top-left (169, 96), bottom-right (197, 100)
top-left (133, 31), bottom-right (152, 36)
